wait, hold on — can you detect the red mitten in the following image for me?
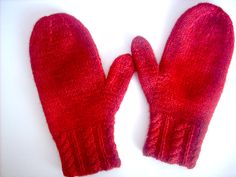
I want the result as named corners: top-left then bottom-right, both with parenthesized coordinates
top-left (30, 13), bottom-right (134, 176)
top-left (131, 3), bottom-right (234, 168)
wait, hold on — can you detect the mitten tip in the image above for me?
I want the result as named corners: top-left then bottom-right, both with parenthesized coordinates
top-left (131, 36), bottom-right (148, 51)
top-left (113, 53), bottom-right (134, 70)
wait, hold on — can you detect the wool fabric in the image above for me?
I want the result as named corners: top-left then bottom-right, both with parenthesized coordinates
top-left (30, 13), bottom-right (134, 176)
top-left (131, 3), bottom-right (234, 168)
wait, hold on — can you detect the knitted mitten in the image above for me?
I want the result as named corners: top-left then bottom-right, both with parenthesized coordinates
top-left (131, 3), bottom-right (234, 168)
top-left (30, 13), bottom-right (134, 176)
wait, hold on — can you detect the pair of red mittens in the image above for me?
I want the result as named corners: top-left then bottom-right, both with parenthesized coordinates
top-left (30, 2), bottom-right (234, 177)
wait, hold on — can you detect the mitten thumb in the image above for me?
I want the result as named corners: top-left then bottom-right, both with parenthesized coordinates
top-left (104, 54), bottom-right (134, 114)
top-left (131, 36), bottom-right (159, 103)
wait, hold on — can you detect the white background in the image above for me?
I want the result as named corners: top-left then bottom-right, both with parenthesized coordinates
top-left (1, 0), bottom-right (236, 177)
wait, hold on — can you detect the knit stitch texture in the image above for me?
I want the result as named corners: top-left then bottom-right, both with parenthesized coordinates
top-left (131, 3), bottom-right (234, 168)
top-left (30, 13), bottom-right (134, 176)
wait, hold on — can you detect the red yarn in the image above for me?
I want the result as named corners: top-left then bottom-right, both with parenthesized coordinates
top-left (30, 13), bottom-right (134, 176)
top-left (131, 3), bottom-right (234, 168)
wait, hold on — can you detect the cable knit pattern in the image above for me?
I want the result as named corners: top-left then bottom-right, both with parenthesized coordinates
top-left (143, 114), bottom-right (163, 156)
top-left (168, 122), bottom-right (191, 164)
top-left (53, 122), bottom-right (120, 176)
top-left (55, 132), bottom-right (79, 175)
top-left (131, 3), bottom-right (234, 168)
top-left (30, 13), bottom-right (134, 176)
top-left (143, 113), bottom-right (207, 168)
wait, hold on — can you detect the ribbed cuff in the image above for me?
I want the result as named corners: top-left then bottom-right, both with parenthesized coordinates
top-left (144, 112), bottom-right (208, 168)
top-left (53, 122), bottom-right (120, 176)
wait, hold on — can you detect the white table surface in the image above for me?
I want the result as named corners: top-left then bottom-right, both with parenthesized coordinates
top-left (1, 0), bottom-right (236, 177)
